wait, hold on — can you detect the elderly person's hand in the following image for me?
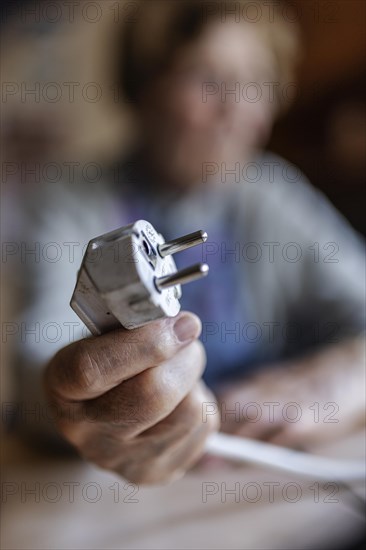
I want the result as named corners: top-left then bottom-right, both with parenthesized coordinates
top-left (44, 312), bottom-right (218, 484)
top-left (217, 338), bottom-right (365, 449)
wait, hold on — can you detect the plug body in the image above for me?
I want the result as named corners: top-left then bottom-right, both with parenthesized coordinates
top-left (71, 220), bottom-right (207, 335)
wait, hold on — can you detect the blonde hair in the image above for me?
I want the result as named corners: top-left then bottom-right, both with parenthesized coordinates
top-left (119, 0), bottom-right (301, 112)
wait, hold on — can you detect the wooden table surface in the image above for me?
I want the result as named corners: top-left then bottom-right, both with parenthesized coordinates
top-left (1, 431), bottom-right (365, 550)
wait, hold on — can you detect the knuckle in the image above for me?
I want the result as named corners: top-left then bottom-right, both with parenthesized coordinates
top-left (100, 401), bottom-right (141, 435)
top-left (191, 388), bottom-right (220, 435)
top-left (183, 390), bottom-right (207, 427)
top-left (135, 367), bottom-right (175, 420)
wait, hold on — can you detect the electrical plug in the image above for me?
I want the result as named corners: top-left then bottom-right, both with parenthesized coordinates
top-left (70, 220), bottom-right (208, 335)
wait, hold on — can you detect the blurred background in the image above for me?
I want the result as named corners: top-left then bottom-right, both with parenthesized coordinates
top-left (2, 0), bottom-right (365, 233)
top-left (269, 0), bottom-right (365, 236)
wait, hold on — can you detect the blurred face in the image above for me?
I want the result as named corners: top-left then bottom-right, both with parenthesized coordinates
top-left (140, 20), bottom-right (277, 187)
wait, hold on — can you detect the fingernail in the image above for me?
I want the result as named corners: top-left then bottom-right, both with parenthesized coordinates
top-left (174, 314), bottom-right (200, 342)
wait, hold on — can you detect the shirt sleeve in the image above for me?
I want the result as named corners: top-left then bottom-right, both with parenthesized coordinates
top-left (2, 178), bottom-right (123, 445)
top-left (238, 155), bottom-right (365, 361)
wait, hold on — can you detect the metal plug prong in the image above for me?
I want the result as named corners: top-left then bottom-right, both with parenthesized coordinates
top-left (155, 263), bottom-right (209, 291)
top-left (158, 230), bottom-right (208, 258)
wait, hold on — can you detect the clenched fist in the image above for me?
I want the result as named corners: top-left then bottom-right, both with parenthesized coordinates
top-left (44, 312), bottom-right (219, 484)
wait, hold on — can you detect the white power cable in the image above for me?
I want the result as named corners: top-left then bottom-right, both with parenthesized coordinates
top-left (206, 432), bottom-right (366, 481)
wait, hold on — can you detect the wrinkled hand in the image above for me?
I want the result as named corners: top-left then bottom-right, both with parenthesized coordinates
top-left (44, 312), bottom-right (219, 484)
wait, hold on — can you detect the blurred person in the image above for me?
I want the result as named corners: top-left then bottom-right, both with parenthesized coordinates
top-left (4, 0), bottom-right (365, 484)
